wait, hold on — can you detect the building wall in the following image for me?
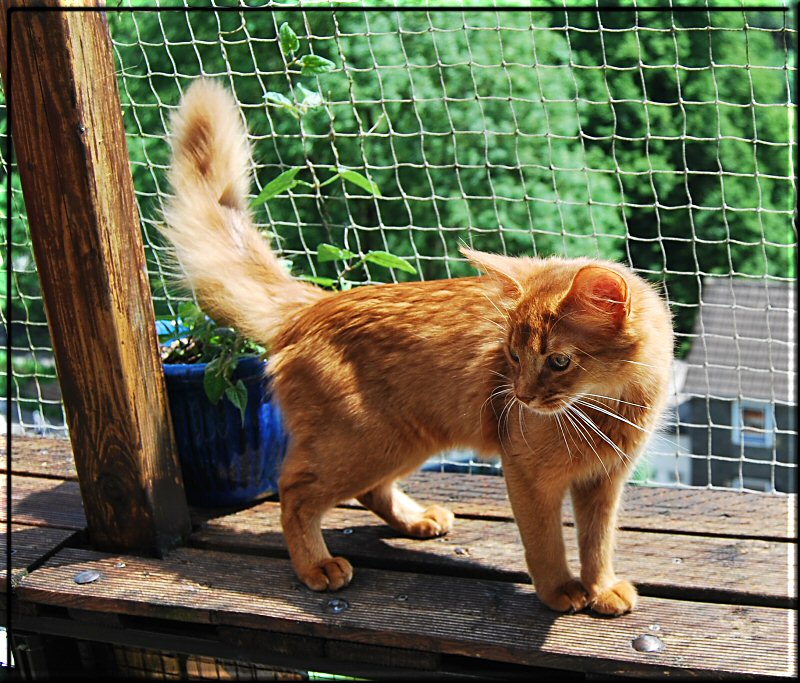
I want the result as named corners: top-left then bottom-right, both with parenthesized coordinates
top-left (688, 399), bottom-right (796, 493)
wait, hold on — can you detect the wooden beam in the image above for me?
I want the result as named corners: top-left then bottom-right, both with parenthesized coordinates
top-left (0, 1), bottom-right (191, 554)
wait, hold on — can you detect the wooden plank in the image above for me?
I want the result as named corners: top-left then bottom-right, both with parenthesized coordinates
top-left (400, 472), bottom-right (797, 540)
top-left (5, 435), bottom-right (793, 542)
top-left (191, 502), bottom-right (796, 608)
top-left (0, 524), bottom-right (76, 584)
top-left (0, 436), bottom-right (78, 481)
top-left (16, 547), bottom-right (797, 678)
top-left (0, 1), bottom-right (191, 554)
top-left (1, 475), bottom-right (86, 530)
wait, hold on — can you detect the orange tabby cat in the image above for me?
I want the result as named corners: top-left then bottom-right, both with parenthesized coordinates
top-left (162, 80), bottom-right (673, 616)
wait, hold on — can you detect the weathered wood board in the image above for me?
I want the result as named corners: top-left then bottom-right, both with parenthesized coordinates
top-left (0, 524), bottom-right (77, 584)
top-left (16, 547), bottom-right (797, 679)
top-left (1, 437), bottom-right (78, 481)
top-left (0, 475), bottom-right (86, 530)
top-left (6, 436), bottom-right (794, 540)
top-left (401, 471), bottom-right (797, 540)
top-left (190, 501), bottom-right (796, 607)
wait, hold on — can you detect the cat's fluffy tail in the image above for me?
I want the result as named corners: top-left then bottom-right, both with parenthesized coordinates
top-left (162, 79), bottom-right (325, 347)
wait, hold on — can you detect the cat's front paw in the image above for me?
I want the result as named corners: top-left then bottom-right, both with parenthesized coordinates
top-left (588, 579), bottom-right (638, 616)
top-left (537, 579), bottom-right (590, 614)
top-left (298, 556), bottom-right (353, 592)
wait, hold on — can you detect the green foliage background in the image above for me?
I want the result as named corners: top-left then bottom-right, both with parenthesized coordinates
top-left (1, 4), bottom-right (796, 429)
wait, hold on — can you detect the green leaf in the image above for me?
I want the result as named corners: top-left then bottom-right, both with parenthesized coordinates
top-left (364, 251), bottom-right (417, 274)
top-left (264, 91), bottom-right (293, 107)
top-left (252, 168), bottom-right (302, 207)
top-left (337, 169), bottom-right (382, 197)
top-left (264, 91), bottom-right (300, 119)
top-left (178, 301), bottom-right (202, 320)
top-left (296, 83), bottom-right (323, 110)
top-left (212, 327), bottom-right (237, 340)
top-left (297, 274), bottom-right (338, 288)
top-left (298, 54), bottom-right (336, 76)
top-left (225, 380), bottom-right (249, 426)
top-left (279, 22), bottom-right (299, 55)
top-left (316, 243), bottom-right (356, 263)
top-left (203, 359), bottom-right (227, 405)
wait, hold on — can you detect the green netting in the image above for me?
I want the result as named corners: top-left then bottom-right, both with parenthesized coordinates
top-left (1, 3), bottom-right (796, 491)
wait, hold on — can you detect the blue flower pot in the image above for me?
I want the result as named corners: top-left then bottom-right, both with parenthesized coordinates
top-left (163, 356), bottom-right (289, 507)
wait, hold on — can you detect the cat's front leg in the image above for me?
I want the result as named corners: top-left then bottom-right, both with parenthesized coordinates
top-left (503, 459), bottom-right (589, 613)
top-left (570, 473), bottom-right (637, 616)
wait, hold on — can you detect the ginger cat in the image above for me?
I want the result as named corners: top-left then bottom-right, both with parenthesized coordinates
top-left (162, 80), bottom-right (673, 616)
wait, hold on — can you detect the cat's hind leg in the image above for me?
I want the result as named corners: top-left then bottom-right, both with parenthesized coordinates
top-left (278, 446), bottom-right (353, 592)
top-left (358, 481), bottom-right (454, 538)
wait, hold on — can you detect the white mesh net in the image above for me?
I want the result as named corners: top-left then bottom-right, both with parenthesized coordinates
top-left (1, 3), bottom-right (796, 492)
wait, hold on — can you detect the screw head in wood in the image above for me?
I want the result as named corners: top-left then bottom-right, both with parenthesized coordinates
top-left (632, 634), bottom-right (665, 653)
top-left (325, 598), bottom-right (350, 614)
top-left (74, 570), bottom-right (101, 585)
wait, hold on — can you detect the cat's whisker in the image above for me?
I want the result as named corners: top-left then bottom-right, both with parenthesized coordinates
top-left (569, 405), bottom-right (633, 467)
top-left (581, 392), bottom-right (648, 410)
top-left (548, 310), bottom-right (577, 334)
top-left (478, 386), bottom-right (510, 427)
top-left (551, 409), bottom-right (573, 462)
top-left (563, 405), bottom-right (610, 479)
top-left (474, 315), bottom-right (508, 334)
top-left (479, 385), bottom-right (513, 424)
top-left (499, 395), bottom-right (516, 444)
top-left (566, 409), bottom-right (616, 480)
top-left (555, 403), bottom-right (582, 460)
top-left (571, 345), bottom-right (600, 363)
top-left (479, 384), bottom-right (514, 438)
top-left (477, 291), bottom-right (512, 324)
top-left (573, 345), bottom-right (656, 371)
top-left (619, 359), bottom-right (658, 369)
top-left (574, 398), bottom-right (653, 434)
top-left (517, 402), bottom-right (532, 452)
top-left (495, 390), bottom-right (518, 446)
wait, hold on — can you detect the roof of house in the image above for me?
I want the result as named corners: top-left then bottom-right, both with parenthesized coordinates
top-left (682, 277), bottom-right (796, 405)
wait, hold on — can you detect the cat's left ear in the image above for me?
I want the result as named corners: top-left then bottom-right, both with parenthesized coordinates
top-left (563, 265), bottom-right (631, 327)
top-left (461, 247), bottom-right (523, 298)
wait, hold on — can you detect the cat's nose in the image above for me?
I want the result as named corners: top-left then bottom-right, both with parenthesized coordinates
top-left (516, 393), bottom-right (534, 404)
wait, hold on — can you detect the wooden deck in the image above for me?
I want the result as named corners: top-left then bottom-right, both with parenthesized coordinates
top-left (2, 435), bottom-right (797, 679)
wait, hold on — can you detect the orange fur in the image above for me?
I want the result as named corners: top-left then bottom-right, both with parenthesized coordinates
top-left (162, 80), bottom-right (674, 615)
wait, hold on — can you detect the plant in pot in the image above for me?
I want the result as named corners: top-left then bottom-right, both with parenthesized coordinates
top-left (158, 302), bottom-right (288, 507)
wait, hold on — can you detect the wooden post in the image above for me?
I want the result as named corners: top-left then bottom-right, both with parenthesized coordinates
top-left (0, 1), bottom-right (191, 555)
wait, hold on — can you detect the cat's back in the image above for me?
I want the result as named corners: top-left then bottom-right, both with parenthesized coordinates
top-left (273, 276), bottom-right (501, 349)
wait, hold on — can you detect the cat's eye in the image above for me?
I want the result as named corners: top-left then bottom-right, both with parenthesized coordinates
top-left (508, 347), bottom-right (520, 363)
top-left (547, 353), bottom-right (571, 371)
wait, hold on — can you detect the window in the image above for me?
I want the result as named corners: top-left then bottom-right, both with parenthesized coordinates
top-left (729, 476), bottom-right (773, 492)
top-left (731, 400), bottom-right (775, 449)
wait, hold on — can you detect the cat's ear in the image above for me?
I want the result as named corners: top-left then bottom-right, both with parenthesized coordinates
top-left (563, 265), bottom-right (630, 327)
top-left (461, 247), bottom-right (523, 298)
